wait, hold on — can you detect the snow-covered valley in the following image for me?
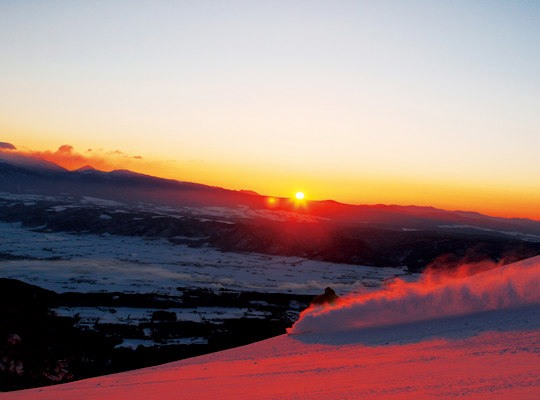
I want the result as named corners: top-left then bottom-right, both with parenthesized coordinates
top-left (0, 220), bottom-right (410, 296)
top-left (0, 219), bottom-right (415, 391)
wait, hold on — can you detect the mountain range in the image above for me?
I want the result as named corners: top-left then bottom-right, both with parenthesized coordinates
top-left (1, 151), bottom-right (540, 271)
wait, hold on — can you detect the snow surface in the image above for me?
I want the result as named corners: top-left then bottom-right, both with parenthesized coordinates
top-left (6, 256), bottom-right (540, 399)
top-left (0, 221), bottom-right (411, 295)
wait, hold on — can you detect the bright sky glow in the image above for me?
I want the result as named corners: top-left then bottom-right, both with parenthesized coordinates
top-left (295, 192), bottom-right (305, 200)
top-left (1, 1), bottom-right (539, 218)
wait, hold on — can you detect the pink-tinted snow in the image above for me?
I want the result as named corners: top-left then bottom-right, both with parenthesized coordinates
top-left (289, 255), bottom-right (540, 334)
top-left (5, 256), bottom-right (540, 399)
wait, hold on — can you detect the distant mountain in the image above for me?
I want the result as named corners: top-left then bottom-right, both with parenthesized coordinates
top-left (1, 151), bottom-right (540, 233)
top-left (0, 152), bottom-right (235, 206)
top-left (0, 152), bottom-right (67, 172)
top-left (72, 165), bottom-right (96, 172)
top-left (239, 189), bottom-right (260, 196)
top-left (1, 151), bottom-right (540, 271)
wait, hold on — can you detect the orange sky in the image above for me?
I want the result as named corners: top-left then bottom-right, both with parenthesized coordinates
top-left (2, 2), bottom-right (539, 221)
top-left (2, 141), bottom-right (539, 221)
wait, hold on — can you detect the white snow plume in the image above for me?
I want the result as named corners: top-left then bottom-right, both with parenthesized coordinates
top-left (288, 255), bottom-right (540, 334)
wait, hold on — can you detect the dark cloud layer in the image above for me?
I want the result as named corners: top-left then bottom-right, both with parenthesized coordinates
top-left (0, 142), bottom-right (16, 150)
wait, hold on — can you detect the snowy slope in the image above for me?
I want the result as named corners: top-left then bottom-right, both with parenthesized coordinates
top-left (6, 256), bottom-right (540, 399)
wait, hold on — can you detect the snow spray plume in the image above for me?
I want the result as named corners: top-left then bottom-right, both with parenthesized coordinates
top-left (288, 256), bottom-right (540, 335)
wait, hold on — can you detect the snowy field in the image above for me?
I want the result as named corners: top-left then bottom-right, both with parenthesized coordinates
top-left (0, 221), bottom-right (413, 296)
top-left (7, 255), bottom-right (540, 399)
top-left (0, 220), bottom-right (416, 349)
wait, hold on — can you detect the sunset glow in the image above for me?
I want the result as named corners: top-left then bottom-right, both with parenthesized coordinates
top-left (1, 2), bottom-right (539, 219)
top-left (295, 192), bottom-right (304, 200)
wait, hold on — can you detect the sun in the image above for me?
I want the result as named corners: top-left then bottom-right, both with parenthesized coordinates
top-left (295, 192), bottom-right (304, 200)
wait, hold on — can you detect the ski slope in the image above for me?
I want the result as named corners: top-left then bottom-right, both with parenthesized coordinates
top-left (6, 256), bottom-right (540, 399)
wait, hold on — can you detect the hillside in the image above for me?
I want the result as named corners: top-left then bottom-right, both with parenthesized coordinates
top-left (5, 255), bottom-right (540, 399)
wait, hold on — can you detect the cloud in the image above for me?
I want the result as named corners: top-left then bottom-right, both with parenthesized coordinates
top-left (57, 145), bottom-right (74, 154)
top-left (0, 144), bottom-right (189, 183)
top-left (5, 144), bottom-right (146, 172)
top-left (288, 256), bottom-right (540, 335)
top-left (0, 142), bottom-right (16, 150)
top-left (107, 150), bottom-right (125, 156)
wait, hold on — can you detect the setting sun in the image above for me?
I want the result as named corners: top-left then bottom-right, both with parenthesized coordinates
top-left (295, 192), bottom-right (304, 200)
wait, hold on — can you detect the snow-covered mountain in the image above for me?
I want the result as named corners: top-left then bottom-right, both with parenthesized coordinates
top-left (2, 151), bottom-right (540, 236)
top-left (72, 165), bottom-right (96, 172)
top-left (0, 151), bottom-right (68, 173)
top-left (5, 255), bottom-right (540, 399)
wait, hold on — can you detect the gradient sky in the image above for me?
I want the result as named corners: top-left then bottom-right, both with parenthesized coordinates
top-left (1, 1), bottom-right (539, 219)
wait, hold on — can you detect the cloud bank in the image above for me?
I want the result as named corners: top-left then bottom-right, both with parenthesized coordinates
top-left (0, 144), bottom-right (143, 172)
top-left (288, 256), bottom-right (540, 334)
